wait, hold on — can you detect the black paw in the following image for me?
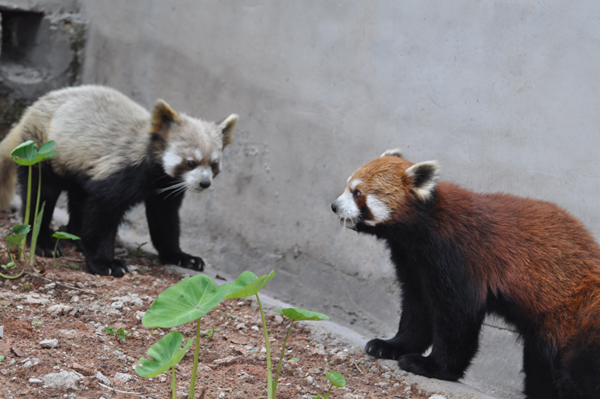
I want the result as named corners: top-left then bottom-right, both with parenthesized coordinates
top-left (34, 236), bottom-right (60, 258)
top-left (365, 338), bottom-right (407, 360)
top-left (398, 354), bottom-right (461, 381)
top-left (87, 259), bottom-right (128, 277)
top-left (160, 252), bottom-right (204, 271)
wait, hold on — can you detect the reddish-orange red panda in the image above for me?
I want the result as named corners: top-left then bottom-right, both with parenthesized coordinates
top-left (331, 149), bottom-right (600, 399)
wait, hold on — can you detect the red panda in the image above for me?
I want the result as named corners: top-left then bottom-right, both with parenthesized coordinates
top-left (0, 85), bottom-right (238, 277)
top-left (331, 149), bottom-right (600, 399)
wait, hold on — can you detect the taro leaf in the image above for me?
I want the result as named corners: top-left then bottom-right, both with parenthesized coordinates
top-left (135, 332), bottom-right (193, 378)
top-left (222, 270), bottom-right (275, 299)
top-left (325, 371), bottom-right (346, 387)
top-left (142, 274), bottom-right (229, 328)
top-left (273, 308), bottom-right (329, 322)
top-left (52, 231), bottom-right (81, 240)
top-left (10, 140), bottom-right (58, 165)
top-left (10, 141), bottom-right (37, 163)
top-left (12, 225), bottom-right (31, 235)
top-left (5, 234), bottom-right (24, 250)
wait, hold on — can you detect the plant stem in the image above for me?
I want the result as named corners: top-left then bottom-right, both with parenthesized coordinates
top-left (189, 317), bottom-right (201, 399)
top-left (29, 163), bottom-right (42, 265)
top-left (323, 383), bottom-right (333, 399)
top-left (256, 293), bottom-right (273, 399)
top-left (0, 269), bottom-right (24, 280)
top-left (20, 165), bottom-right (33, 261)
top-left (53, 238), bottom-right (60, 266)
top-left (171, 365), bottom-right (176, 399)
top-left (273, 320), bottom-right (295, 394)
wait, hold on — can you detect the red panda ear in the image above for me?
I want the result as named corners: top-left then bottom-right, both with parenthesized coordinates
top-left (219, 114), bottom-right (238, 148)
top-left (151, 100), bottom-right (179, 136)
top-left (405, 161), bottom-right (440, 200)
top-left (381, 148), bottom-right (403, 158)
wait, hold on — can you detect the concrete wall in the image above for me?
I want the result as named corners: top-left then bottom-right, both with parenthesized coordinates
top-left (76, 2), bottom-right (600, 396)
top-left (77, 0), bottom-right (600, 331)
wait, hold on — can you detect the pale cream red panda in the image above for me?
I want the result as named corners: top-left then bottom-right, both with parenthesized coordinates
top-left (0, 85), bottom-right (238, 277)
top-left (332, 149), bottom-right (600, 399)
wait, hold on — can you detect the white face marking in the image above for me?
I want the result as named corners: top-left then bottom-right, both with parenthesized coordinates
top-left (333, 187), bottom-right (360, 229)
top-left (364, 195), bottom-right (391, 226)
top-left (211, 150), bottom-right (219, 163)
top-left (184, 166), bottom-right (212, 191)
top-left (349, 178), bottom-right (362, 191)
top-left (162, 150), bottom-right (182, 177)
top-left (195, 149), bottom-right (203, 160)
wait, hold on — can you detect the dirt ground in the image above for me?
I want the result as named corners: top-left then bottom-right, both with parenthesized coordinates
top-left (0, 208), bottom-right (445, 399)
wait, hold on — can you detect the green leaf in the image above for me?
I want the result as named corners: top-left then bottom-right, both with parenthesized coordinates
top-left (325, 371), bottom-right (346, 387)
top-left (135, 332), bottom-right (193, 378)
top-left (143, 274), bottom-right (229, 328)
top-left (5, 234), bottom-right (24, 250)
top-left (0, 355), bottom-right (4, 362)
top-left (10, 141), bottom-right (37, 163)
top-left (273, 308), bottom-right (329, 322)
top-left (37, 141), bottom-right (55, 154)
top-left (52, 231), bottom-right (81, 240)
top-left (222, 270), bottom-right (275, 299)
top-left (12, 224), bottom-right (31, 235)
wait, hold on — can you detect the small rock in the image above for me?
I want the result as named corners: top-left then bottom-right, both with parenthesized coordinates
top-left (12, 347), bottom-right (25, 357)
top-left (59, 329), bottom-right (77, 338)
top-left (95, 370), bottom-right (112, 386)
top-left (235, 323), bottom-right (246, 330)
top-left (114, 372), bottom-right (133, 382)
top-left (429, 396), bottom-right (447, 399)
top-left (333, 351), bottom-right (348, 364)
top-left (0, 325), bottom-right (3, 339)
top-left (24, 295), bottom-right (49, 305)
top-left (214, 356), bottom-right (237, 365)
top-left (251, 326), bottom-right (259, 331)
top-left (44, 283), bottom-right (56, 290)
top-left (273, 314), bottom-right (284, 324)
top-left (40, 339), bottom-right (59, 349)
top-left (111, 301), bottom-right (124, 309)
top-left (237, 301), bottom-right (245, 306)
top-left (71, 363), bottom-right (94, 376)
top-left (47, 304), bottom-right (74, 316)
top-left (29, 377), bottom-right (43, 384)
top-left (135, 311), bottom-right (146, 321)
top-left (43, 370), bottom-right (82, 390)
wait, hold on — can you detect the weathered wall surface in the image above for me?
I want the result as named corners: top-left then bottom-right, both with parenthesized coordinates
top-left (72, 2), bottom-right (600, 397)
top-left (0, 0), bottom-right (85, 135)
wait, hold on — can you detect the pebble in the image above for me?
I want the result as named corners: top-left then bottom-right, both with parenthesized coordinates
top-left (0, 325), bottom-right (3, 339)
top-left (40, 339), bottom-right (59, 348)
top-left (95, 370), bottom-right (112, 386)
top-left (28, 378), bottom-right (43, 384)
top-left (23, 358), bottom-right (41, 368)
top-left (43, 370), bottom-right (83, 390)
top-left (429, 396), bottom-right (447, 399)
top-left (114, 372), bottom-right (134, 382)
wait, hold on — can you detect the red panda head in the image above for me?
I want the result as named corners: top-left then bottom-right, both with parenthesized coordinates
top-left (331, 149), bottom-right (440, 230)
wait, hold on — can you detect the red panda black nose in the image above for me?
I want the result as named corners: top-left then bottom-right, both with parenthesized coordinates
top-left (331, 202), bottom-right (337, 213)
top-left (200, 179), bottom-right (211, 189)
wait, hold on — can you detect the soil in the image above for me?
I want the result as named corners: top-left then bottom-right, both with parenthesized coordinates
top-left (0, 208), bottom-right (445, 399)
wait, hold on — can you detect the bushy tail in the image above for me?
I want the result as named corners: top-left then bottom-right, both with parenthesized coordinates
top-left (0, 126), bottom-right (23, 210)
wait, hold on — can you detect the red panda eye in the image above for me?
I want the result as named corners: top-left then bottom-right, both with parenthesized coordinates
top-left (353, 189), bottom-right (361, 199)
top-left (187, 160), bottom-right (197, 169)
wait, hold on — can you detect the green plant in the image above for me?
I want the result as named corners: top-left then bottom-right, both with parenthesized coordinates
top-left (136, 331), bottom-right (193, 399)
top-left (272, 308), bottom-right (329, 393)
top-left (32, 320), bottom-right (43, 327)
top-left (105, 326), bottom-right (131, 342)
top-left (10, 140), bottom-right (58, 264)
top-left (129, 241), bottom-right (148, 257)
top-left (308, 371), bottom-right (346, 399)
top-left (204, 326), bottom-right (217, 340)
top-left (51, 231), bottom-right (81, 266)
top-left (0, 225), bottom-right (30, 280)
top-left (0, 355), bottom-right (4, 363)
top-left (141, 274), bottom-right (232, 399)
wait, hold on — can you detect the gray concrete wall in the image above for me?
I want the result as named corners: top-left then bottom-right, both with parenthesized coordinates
top-left (75, 1), bottom-right (600, 397)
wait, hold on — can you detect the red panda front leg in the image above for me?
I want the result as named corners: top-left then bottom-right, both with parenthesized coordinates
top-left (366, 280), bottom-right (433, 360)
top-left (398, 307), bottom-right (485, 381)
